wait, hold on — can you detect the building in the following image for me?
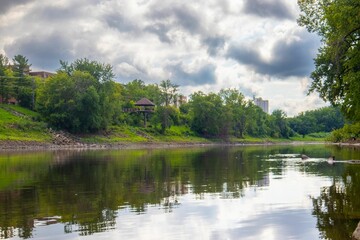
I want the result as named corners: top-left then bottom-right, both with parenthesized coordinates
top-left (253, 97), bottom-right (269, 113)
top-left (29, 71), bottom-right (54, 78)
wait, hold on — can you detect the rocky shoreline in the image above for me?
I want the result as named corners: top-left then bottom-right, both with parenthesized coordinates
top-left (0, 139), bottom-right (341, 151)
top-left (0, 130), bottom-right (358, 151)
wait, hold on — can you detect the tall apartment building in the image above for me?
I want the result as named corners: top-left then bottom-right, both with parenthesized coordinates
top-left (253, 97), bottom-right (269, 113)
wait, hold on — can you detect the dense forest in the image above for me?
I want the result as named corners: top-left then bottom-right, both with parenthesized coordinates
top-left (0, 54), bottom-right (346, 141)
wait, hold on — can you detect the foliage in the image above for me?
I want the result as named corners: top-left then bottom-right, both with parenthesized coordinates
top-left (0, 54), bottom-right (13, 104)
top-left (152, 105), bottom-right (180, 134)
top-left (59, 58), bottom-right (115, 83)
top-left (327, 122), bottom-right (360, 142)
top-left (12, 55), bottom-right (34, 108)
top-left (189, 91), bottom-right (229, 137)
top-left (270, 109), bottom-right (292, 138)
top-left (159, 79), bottom-right (179, 106)
top-left (0, 53), bottom-right (348, 142)
top-left (289, 106), bottom-right (345, 136)
top-left (36, 63), bottom-right (121, 133)
top-left (298, 0), bottom-right (360, 121)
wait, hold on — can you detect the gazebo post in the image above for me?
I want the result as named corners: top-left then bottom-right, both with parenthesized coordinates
top-left (143, 111), bottom-right (147, 128)
top-left (134, 98), bottom-right (155, 128)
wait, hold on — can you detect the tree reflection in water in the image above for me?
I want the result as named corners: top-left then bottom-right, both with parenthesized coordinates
top-left (311, 164), bottom-right (360, 240)
top-left (0, 145), bottom-right (360, 239)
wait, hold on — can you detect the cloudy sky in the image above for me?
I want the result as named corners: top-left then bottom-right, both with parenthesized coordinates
top-left (0, 0), bottom-right (327, 116)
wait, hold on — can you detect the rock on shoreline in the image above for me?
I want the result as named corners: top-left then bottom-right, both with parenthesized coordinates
top-left (353, 222), bottom-right (360, 240)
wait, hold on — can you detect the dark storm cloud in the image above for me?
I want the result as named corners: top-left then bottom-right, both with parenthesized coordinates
top-left (104, 13), bottom-right (139, 33)
top-left (242, 0), bottom-right (294, 20)
top-left (0, 0), bottom-right (33, 14)
top-left (226, 32), bottom-right (320, 78)
top-left (167, 63), bottom-right (217, 86)
top-left (146, 4), bottom-right (203, 34)
top-left (32, 5), bottom-right (83, 21)
top-left (203, 36), bottom-right (227, 56)
top-left (144, 23), bottom-right (172, 43)
top-left (4, 33), bottom-right (73, 71)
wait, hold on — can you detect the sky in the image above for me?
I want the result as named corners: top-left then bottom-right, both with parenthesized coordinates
top-left (0, 0), bottom-right (328, 116)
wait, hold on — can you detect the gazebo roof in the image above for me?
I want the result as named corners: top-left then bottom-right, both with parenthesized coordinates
top-left (135, 98), bottom-right (155, 106)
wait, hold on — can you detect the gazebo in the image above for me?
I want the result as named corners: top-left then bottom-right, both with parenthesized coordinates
top-left (135, 98), bottom-right (155, 127)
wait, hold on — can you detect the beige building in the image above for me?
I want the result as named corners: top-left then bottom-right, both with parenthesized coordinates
top-left (253, 97), bottom-right (269, 113)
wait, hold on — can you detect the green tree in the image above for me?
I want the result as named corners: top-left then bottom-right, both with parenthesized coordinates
top-left (0, 54), bottom-right (12, 103)
top-left (12, 55), bottom-right (33, 108)
top-left (152, 105), bottom-right (179, 133)
top-left (189, 91), bottom-right (229, 137)
top-left (270, 109), bottom-right (291, 138)
top-left (298, 0), bottom-right (360, 121)
top-left (36, 66), bottom-right (120, 133)
top-left (245, 102), bottom-right (269, 137)
top-left (159, 79), bottom-right (179, 106)
top-left (289, 106), bottom-right (345, 136)
top-left (59, 58), bottom-right (114, 83)
top-left (220, 89), bottom-right (247, 138)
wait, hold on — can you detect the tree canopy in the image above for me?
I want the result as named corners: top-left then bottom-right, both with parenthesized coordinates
top-left (37, 59), bottom-right (121, 133)
top-left (298, 0), bottom-right (360, 121)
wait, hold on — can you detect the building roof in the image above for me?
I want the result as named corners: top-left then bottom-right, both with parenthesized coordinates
top-left (135, 98), bottom-right (155, 106)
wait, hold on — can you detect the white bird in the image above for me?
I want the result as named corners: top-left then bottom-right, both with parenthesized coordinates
top-left (327, 156), bottom-right (335, 165)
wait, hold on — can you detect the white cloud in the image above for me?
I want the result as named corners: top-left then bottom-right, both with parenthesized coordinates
top-left (0, 0), bottom-right (325, 116)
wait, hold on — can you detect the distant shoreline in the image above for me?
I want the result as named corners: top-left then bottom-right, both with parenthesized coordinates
top-left (0, 140), bottom-right (346, 151)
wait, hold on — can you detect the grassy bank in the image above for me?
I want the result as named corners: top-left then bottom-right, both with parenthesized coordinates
top-left (0, 104), bottom-right (51, 142)
top-left (0, 104), bottom-right (327, 146)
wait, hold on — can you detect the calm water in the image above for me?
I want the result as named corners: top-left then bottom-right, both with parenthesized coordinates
top-left (0, 144), bottom-right (360, 240)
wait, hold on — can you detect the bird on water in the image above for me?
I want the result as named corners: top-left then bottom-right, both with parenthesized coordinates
top-left (301, 154), bottom-right (309, 160)
top-left (328, 156), bottom-right (335, 165)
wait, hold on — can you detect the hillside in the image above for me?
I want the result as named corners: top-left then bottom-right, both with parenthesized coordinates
top-left (0, 104), bottom-right (328, 149)
top-left (0, 104), bottom-right (51, 143)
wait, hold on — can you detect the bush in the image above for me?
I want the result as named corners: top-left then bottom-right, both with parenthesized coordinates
top-left (327, 123), bottom-right (360, 142)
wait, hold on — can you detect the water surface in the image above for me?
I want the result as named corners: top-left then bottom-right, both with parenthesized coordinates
top-left (0, 144), bottom-right (360, 239)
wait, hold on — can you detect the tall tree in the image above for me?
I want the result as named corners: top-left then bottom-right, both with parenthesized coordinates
top-left (189, 91), bottom-right (229, 137)
top-left (0, 54), bottom-right (12, 103)
top-left (59, 58), bottom-right (114, 83)
top-left (159, 79), bottom-right (179, 106)
top-left (298, 0), bottom-right (360, 121)
top-left (37, 59), bottom-right (121, 132)
top-left (12, 55), bottom-right (33, 108)
top-left (220, 89), bottom-right (247, 138)
top-left (270, 109), bottom-right (291, 138)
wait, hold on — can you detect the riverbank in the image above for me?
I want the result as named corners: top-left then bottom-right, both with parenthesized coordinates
top-left (0, 138), bottom-right (331, 151)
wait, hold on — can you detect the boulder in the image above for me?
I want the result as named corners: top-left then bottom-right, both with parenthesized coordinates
top-left (353, 221), bottom-right (360, 240)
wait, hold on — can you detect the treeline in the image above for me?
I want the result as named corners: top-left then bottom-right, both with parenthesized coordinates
top-left (0, 54), bottom-right (34, 109)
top-left (0, 55), bottom-right (345, 138)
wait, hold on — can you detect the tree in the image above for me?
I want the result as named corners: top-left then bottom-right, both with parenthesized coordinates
top-left (220, 89), bottom-right (247, 138)
top-left (0, 54), bottom-right (12, 103)
top-left (189, 91), bottom-right (229, 137)
top-left (288, 106), bottom-right (345, 136)
top-left (245, 103), bottom-right (269, 137)
top-left (159, 79), bottom-right (179, 106)
top-left (152, 106), bottom-right (179, 133)
top-left (12, 55), bottom-right (33, 108)
top-left (270, 109), bottom-right (291, 138)
top-left (298, 0), bottom-right (360, 121)
top-left (37, 58), bottom-right (121, 133)
top-left (59, 58), bottom-right (114, 83)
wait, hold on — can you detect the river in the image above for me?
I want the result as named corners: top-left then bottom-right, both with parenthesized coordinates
top-left (0, 144), bottom-right (359, 239)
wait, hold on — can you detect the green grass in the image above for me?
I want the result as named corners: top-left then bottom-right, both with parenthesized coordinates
top-left (289, 132), bottom-right (329, 142)
top-left (0, 104), bottom-right (331, 145)
top-left (0, 104), bottom-right (51, 142)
